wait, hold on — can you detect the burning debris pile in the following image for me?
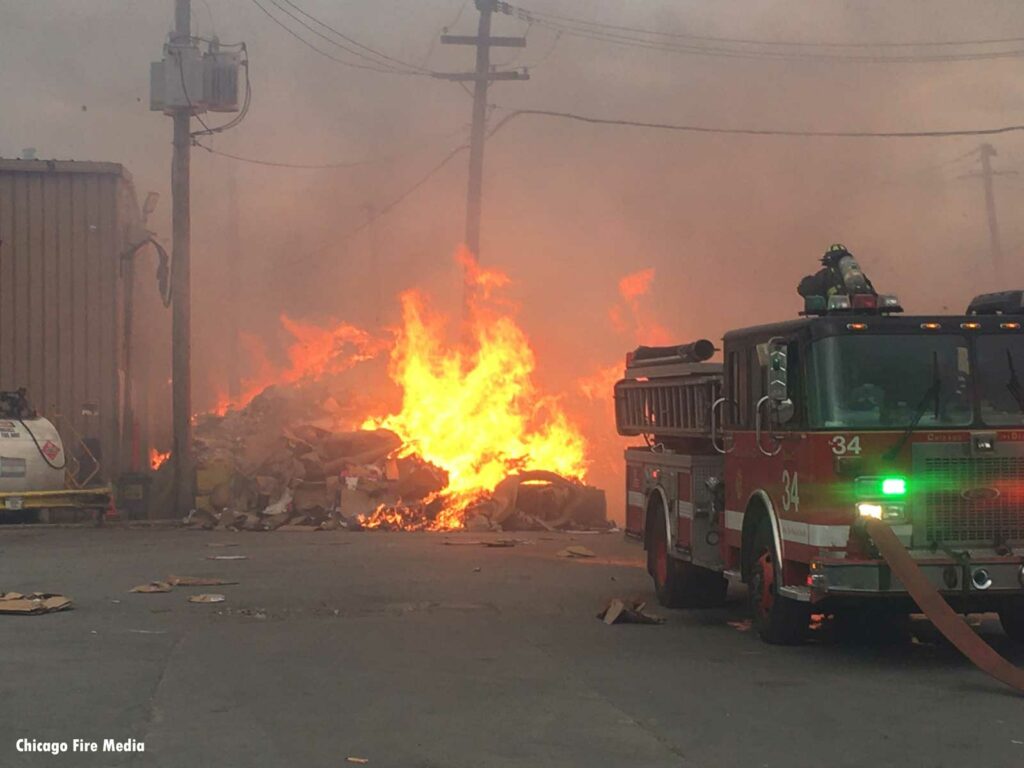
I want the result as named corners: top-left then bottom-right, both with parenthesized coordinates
top-left (186, 250), bottom-right (608, 533)
top-left (187, 386), bottom-right (606, 532)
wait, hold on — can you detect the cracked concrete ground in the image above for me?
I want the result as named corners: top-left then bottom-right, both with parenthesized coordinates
top-left (2, 527), bottom-right (1023, 767)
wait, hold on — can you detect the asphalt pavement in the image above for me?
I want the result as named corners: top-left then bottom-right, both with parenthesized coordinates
top-left (1, 526), bottom-right (1023, 768)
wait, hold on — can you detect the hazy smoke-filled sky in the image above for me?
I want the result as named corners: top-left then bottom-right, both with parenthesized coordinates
top-left (4, 0), bottom-right (1024, 511)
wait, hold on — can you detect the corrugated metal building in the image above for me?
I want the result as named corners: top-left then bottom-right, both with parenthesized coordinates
top-left (0, 159), bottom-right (170, 494)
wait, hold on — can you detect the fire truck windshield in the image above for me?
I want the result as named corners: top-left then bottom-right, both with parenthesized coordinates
top-left (807, 335), bottom-right (972, 429)
top-left (976, 335), bottom-right (1024, 425)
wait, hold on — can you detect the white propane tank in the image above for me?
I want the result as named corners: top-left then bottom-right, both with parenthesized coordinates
top-left (0, 417), bottom-right (65, 493)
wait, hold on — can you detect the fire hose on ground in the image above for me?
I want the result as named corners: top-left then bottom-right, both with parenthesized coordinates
top-left (864, 518), bottom-right (1024, 694)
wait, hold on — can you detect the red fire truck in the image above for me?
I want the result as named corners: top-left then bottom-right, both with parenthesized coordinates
top-left (616, 259), bottom-right (1024, 644)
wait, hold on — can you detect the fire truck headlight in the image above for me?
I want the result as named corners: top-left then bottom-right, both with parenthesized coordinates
top-left (856, 502), bottom-right (906, 522)
top-left (857, 503), bottom-right (884, 520)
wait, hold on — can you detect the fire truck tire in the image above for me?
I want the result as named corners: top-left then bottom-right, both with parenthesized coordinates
top-left (747, 516), bottom-right (809, 645)
top-left (998, 599), bottom-right (1024, 642)
top-left (648, 512), bottom-right (727, 609)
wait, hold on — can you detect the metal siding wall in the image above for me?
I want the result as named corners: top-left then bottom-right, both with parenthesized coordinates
top-left (0, 175), bottom-right (14, 376)
top-left (56, 174), bottom-right (74, 431)
top-left (42, 174), bottom-right (60, 414)
top-left (0, 167), bottom-right (134, 481)
top-left (27, 175), bottom-right (44, 407)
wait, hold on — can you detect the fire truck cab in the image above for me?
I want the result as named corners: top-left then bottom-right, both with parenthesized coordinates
top-left (618, 285), bottom-right (1024, 644)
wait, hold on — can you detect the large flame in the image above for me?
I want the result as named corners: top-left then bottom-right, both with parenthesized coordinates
top-left (213, 314), bottom-right (388, 414)
top-left (361, 250), bottom-right (588, 527)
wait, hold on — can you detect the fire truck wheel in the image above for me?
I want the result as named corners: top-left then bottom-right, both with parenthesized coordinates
top-left (998, 598), bottom-right (1024, 642)
top-left (747, 516), bottom-right (809, 645)
top-left (648, 514), bottom-right (727, 608)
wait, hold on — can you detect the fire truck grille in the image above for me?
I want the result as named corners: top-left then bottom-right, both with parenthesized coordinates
top-left (920, 456), bottom-right (1024, 543)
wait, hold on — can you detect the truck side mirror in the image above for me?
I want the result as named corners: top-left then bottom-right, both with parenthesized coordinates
top-left (767, 340), bottom-right (795, 425)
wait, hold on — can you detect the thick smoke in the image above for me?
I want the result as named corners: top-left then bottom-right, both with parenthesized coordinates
top-left (3, 0), bottom-right (1024, 520)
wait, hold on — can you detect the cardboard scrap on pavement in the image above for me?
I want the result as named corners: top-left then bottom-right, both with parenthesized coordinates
top-left (130, 582), bottom-right (173, 594)
top-left (598, 598), bottom-right (665, 626)
top-left (557, 545), bottom-right (596, 559)
top-left (0, 592), bottom-right (73, 615)
top-left (168, 576), bottom-right (238, 587)
top-left (188, 594), bottom-right (226, 604)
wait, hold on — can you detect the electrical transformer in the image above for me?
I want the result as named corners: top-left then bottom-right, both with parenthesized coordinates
top-left (150, 41), bottom-right (241, 115)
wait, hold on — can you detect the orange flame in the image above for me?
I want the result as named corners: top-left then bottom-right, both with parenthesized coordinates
top-left (213, 314), bottom-right (388, 414)
top-left (361, 248), bottom-right (588, 528)
top-left (149, 448), bottom-right (171, 471)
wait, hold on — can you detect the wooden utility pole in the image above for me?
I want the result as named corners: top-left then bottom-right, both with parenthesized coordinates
top-left (978, 143), bottom-right (1006, 284)
top-left (435, 1), bottom-right (528, 298)
top-left (171, 0), bottom-right (195, 515)
top-left (961, 143), bottom-right (1015, 285)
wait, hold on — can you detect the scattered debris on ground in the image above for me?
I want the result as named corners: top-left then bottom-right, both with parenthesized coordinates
top-left (185, 387), bottom-right (609, 533)
top-left (598, 598), bottom-right (665, 625)
top-left (442, 538), bottom-right (529, 548)
top-left (168, 576), bottom-right (238, 587)
top-left (346, 758), bottom-right (369, 765)
top-left (0, 592), bottom-right (73, 615)
top-left (188, 593), bottom-right (226, 604)
top-left (206, 555), bottom-right (248, 561)
top-left (558, 545), bottom-right (597, 559)
top-left (130, 582), bottom-right (173, 594)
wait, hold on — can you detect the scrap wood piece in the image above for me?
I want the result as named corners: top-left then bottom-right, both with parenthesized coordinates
top-left (168, 576), bottom-right (238, 587)
top-left (0, 592), bottom-right (73, 615)
top-left (206, 555), bottom-right (248, 561)
top-left (557, 545), bottom-right (596, 559)
top-left (346, 758), bottom-right (369, 765)
top-left (598, 598), bottom-right (665, 626)
top-left (188, 593), bottom-right (226, 603)
top-left (130, 581), bottom-right (173, 594)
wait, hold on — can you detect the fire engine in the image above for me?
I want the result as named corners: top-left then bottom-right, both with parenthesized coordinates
top-left (616, 248), bottom-right (1024, 645)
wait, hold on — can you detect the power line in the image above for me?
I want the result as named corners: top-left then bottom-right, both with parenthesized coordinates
top-left (278, 0), bottom-right (432, 74)
top-left (528, 20), bottom-right (1024, 64)
top-left (486, 107), bottom-right (1024, 140)
top-left (419, 0), bottom-right (471, 67)
top-left (250, 0), bottom-right (426, 74)
top-left (263, 0), bottom-right (424, 73)
top-left (508, 4), bottom-right (1024, 51)
top-left (341, 141), bottom-right (469, 242)
top-left (503, 4), bottom-right (1024, 64)
top-left (519, 28), bottom-right (562, 70)
top-left (192, 123), bottom-right (470, 169)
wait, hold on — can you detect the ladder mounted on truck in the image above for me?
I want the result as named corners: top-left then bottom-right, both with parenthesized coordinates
top-left (614, 340), bottom-right (723, 439)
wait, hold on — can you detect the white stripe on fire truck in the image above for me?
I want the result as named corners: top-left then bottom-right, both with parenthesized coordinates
top-left (727, 510), bottom-right (908, 550)
top-left (780, 520), bottom-right (849, 548)
top-left (627, 491), bottom-right (645, 509)
top-left (677, 500), bottom-right (694, 519)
